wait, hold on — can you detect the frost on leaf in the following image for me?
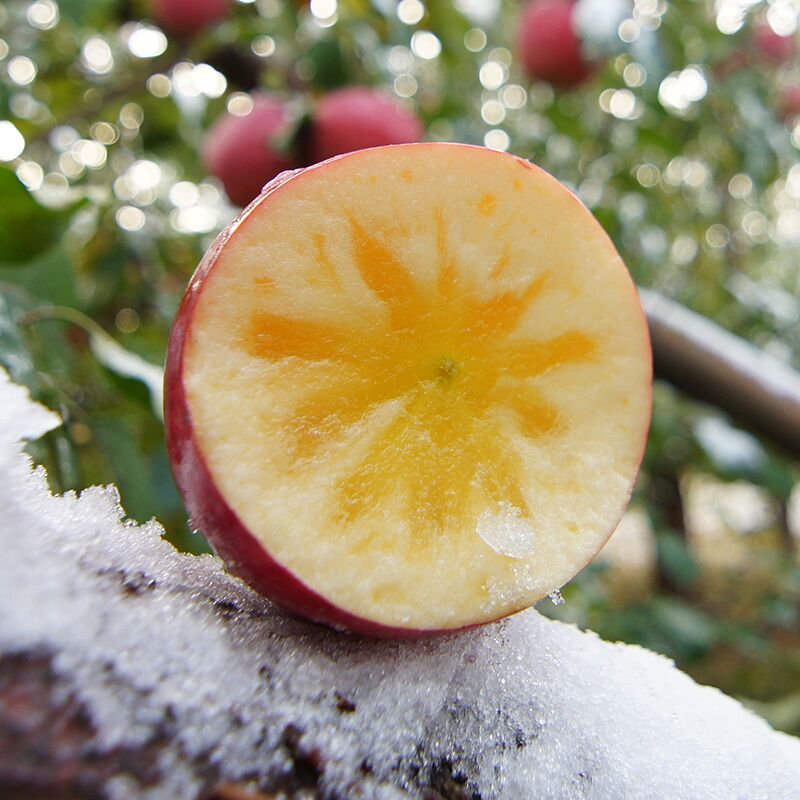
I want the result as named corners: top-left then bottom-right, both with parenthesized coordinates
top-left (0, 366), bottom-right (799, 799)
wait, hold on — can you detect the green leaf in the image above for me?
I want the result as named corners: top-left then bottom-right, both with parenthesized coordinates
top-left (0, 283), bottom-right (80, 491)
top-left (0, 283), bottom-right (38, 388)
top-left (23, 305), bottom-right (164, 419)
top-left (306, 38), bottom-right (349, 90)
top-left (0, 168), bottom-right (84, 266)
top-left (656, 529), bottom-right (700, 587)
top-left (56, 0), bottom-right (116, 26)
top-left (650, 599), bottom-right (719, 660)
top-left (0, 247), bottom-right (77, 307)
top-left (89, 331), bottom-right (164, 418)
top-left (89, 415), bottom-right (159, 523)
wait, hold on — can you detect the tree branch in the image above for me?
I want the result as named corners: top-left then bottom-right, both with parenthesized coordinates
top-left (643, 289), bottom-right (800, 459)
top-left (1, 369), bottom-right (799, 799)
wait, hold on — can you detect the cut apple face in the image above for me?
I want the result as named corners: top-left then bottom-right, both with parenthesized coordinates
top-left (165, 143), bottom-right (651, 637)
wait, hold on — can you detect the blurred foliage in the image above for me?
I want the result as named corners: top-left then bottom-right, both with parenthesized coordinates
top-left (0, 0), bottom-right (799, 732)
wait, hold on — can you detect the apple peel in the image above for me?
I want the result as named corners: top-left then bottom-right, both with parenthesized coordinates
top-left (165, 143), bottom-right (652, 637)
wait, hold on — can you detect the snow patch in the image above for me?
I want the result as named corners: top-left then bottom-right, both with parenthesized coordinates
top-left (694, 415), bottom-right (766, 472)
top-left (0, 368), bottom-right (60, 468)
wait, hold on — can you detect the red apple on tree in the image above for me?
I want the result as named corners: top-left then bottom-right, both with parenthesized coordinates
top-left (165, 143), bottom-right (652, 638)
top-left (308, 87), bottom-right (424, 164)
top-left (203, 94), bottom-right (297, 207)
top-left (517, 0), bottom-right (594, 89)
top-left (152, 0), bottom-right (230, 36)
top-left (754, 23), bottom-right (797, 65)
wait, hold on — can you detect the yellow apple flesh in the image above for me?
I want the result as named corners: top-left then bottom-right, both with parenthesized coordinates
top-left (165, 143), bottom-right (652, 637)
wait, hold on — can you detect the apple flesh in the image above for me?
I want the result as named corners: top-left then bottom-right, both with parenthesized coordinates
top-left (203, 94), bottom-right (297, 207)
top-left (308, 87), bottom-right (424, 164)
top-left (165, 143), bottom-right (652, 637)
top-left (517, 0), bottom-right (593, 89)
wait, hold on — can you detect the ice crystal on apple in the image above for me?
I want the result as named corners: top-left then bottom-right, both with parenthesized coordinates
top-left (476, 501), bottom-right (536, 558)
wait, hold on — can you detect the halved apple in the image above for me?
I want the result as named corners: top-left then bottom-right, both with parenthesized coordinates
top-left (165, 143), bottom-right (652, 637)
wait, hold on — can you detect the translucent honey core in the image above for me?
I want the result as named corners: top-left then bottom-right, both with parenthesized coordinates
top-left (183, 145), bottom-right (651, 631)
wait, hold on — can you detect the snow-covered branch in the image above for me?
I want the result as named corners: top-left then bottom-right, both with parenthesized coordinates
top-left (1, 369), bottom-right (798, 799)
top-left (643, 289), bottom-right (800, 458)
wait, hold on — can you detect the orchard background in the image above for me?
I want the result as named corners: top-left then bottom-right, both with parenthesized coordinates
top-left (1, 0), bottom-right (799, 734)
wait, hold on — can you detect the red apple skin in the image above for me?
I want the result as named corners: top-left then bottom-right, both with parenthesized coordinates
top-left (152, 0), bottom-right (230, 36)
top-left (203, 95), bottom-right (297, 207)
top-left (517, 0), bottom-right (593, 89)
top-left (754, 24), bottom-right (796, 65)
top-left (164, 144), bottom-right (653, 639)
top-left (308, 87), bottom-right (424, 164)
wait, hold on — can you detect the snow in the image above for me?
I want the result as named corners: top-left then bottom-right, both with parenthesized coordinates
top-left (694, 415), bottom-right (766, 472)
top-left (0, 368), bottom-right (60, 467)
top-left (1, 366), bottom-right (799, 799)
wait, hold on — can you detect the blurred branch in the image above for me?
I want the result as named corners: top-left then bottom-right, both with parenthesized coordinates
top-left (642, 289), bottom-right (800, 459)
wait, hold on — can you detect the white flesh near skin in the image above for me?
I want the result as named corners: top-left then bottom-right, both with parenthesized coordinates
top-left (183, 144), bottom-right (651, 630)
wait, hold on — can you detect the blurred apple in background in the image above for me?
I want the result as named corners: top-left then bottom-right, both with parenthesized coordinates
top-left (203, 94), bottom-right (297, 207)
top-left (517, 0), bottom-right (594, 88)
top-left (152, 0), bottom-right (230, 36)
top-left (203, 88), bottom-right (425, 205)
top-left (753, 22), bottom-right (797, 65)
top-left (308, 87), bottom-right (424, 163)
